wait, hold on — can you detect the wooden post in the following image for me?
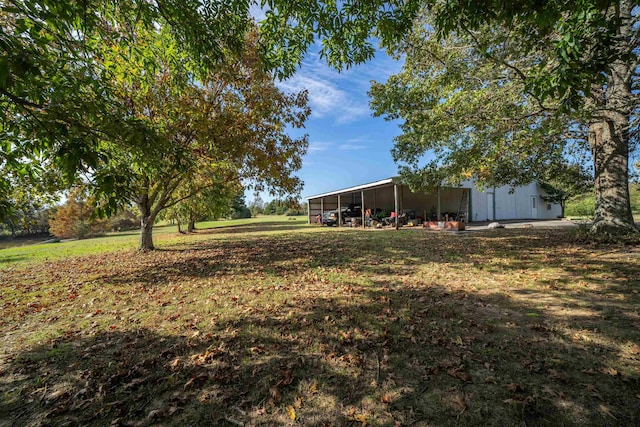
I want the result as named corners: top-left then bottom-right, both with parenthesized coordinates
top-left (361, 190), bottom-right (365, 227)
top-left (337, 194), bottom-right (342, 227)
top-left (394, 184), bottom-right (399, 230)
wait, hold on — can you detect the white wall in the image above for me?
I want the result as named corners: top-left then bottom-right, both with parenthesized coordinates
top-left (467, 180), bottom-right (562, 221)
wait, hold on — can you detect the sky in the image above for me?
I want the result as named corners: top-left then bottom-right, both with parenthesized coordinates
top-left (248, 46), bottom-right (406, 203)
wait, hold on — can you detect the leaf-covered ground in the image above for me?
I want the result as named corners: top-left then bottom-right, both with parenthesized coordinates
top-left (1, 222), bottom-right (639, 426)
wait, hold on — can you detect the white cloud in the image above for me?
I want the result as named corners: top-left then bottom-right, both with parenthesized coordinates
top-left (307, 141), bottom-right (332, 152)
top-left (275, 43), bottom-right (404, 125)
top-left (346, 136), bottom-right (368, 143)
top-left (278, 74), bottom-right (370, 124)
top-left (339, 144), bottom-right (367, 150)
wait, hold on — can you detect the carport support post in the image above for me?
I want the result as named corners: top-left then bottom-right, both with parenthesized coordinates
top-left (394, 184), bottom-right (399, 230)
top-left (437, 186), bottom-right (441, 221)
top-left (361, 190), bottom-right (365, 227)
top-left (337, 194), bottom-right (342, 227)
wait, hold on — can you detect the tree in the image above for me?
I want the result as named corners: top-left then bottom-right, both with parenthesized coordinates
top-left (248, 195), bottom-right (265, 217)
top-left (540, 163), bottom-right (594, 218)
top-left (370, 1), bottom-right (638, 234)
top-left (1, 0), bottom-right (417, 202)
top-left (162, 172), bottom-right (240, 233)
top-left (371, 20), bottom-right (574, 190)
top-left (1, 1), bottom-right (255, 193)
top-left (263, 199), bottom-right (285, 215)
top-left (87, 27), bottom-right (308, 250)
top-left (49, 187), bottom-right (107, 239)
top-left (230, 194), bottom-right (252, 219)
top-left (1, 167), bottom-right (60, 235)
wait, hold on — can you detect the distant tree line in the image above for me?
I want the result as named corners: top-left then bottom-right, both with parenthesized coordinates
top-left (248, 197), bottom-right (306, 216)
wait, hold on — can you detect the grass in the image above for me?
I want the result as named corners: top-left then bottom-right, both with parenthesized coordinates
top-left (1, 219), bottom-right (639, 426)
top-left (0, 215), bottom-right (305, 265)
top-left (564, 183), bottom-right (640, 218)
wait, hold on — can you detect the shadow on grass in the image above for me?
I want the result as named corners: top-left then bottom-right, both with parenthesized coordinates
top-left (1, 281), bottom-right (638, 426)
top-left (1, 228), bottom-right (639, 425)
top-left (93, 229), bottom-right (640, 342)
top-left (197, 221), bottom-right (309, 234)
top-left (0, 254), bottom-right (27, 264)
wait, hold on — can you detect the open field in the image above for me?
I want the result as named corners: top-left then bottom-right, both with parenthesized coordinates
top-left (0, 216), bottom-right (304, 262)
top-left (1, 219), bottom-right (639, 426)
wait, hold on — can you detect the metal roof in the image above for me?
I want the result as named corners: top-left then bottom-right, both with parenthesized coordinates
top-left (305, 177), bottom-right (397, 200)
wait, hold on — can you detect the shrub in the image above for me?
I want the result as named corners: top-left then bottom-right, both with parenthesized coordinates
top-left (564, 194), bottom-right (595, 217)
top-left (230, 207), bottom-right (252, 219)
top-left (108, 209), bottom-right (139, 231)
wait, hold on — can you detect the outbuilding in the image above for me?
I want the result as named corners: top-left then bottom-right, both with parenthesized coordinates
top-left (306, 177), bottom-right (562, 226)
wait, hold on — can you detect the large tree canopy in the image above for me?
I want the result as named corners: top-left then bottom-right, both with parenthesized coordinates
top-left (371, 1), bottom-right (638, 234)
top-left (87, 27), bottom-right (309, 250)
top-left (0, 0), bottom-right (416, 219)
top-left (370, 18), bottom-right (579, 189)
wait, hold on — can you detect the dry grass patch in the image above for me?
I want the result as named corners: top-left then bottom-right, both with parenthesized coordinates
top-left (1, 225), bottom-right (639, 426)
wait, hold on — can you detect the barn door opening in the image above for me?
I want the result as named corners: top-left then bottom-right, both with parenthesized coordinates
top-left (531, 196), bottom-right (538, 219)
top-left (487, 193), bottom-right (495, 221)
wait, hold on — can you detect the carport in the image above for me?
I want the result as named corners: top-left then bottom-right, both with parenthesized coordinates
top-left (306, 178), bottom-right (470, 228)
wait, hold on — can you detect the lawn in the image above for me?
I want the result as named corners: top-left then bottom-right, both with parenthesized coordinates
top-left (1, 219), bottom-right (639, 426)
top-left (0, 215), bottom-right (304, 264)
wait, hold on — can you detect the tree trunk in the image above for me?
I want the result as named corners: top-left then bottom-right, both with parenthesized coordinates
top-left (588, 0), bottom-right (637, 235)
top-left (187, 218), bottom-right (196, 233)
top-left (589, 120), bottom-right (636, 234)
top-left (137, 200), bottom-right (156, 251)
top-left (175, 216), bottom-right (184, 234)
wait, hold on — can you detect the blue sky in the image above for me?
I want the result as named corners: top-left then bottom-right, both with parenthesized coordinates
top-left (245, 6), bottom-right (408, 204)
top-left (250, 47), bottom-right (406, 203)
top-left (283, 50), bottom-right (404, 199)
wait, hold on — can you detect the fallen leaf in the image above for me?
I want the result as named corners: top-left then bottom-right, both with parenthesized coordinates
top-left (548, 369), bottom-right (569, 383)
top-left (169, 357), bottom-right (182, 370)
top-left (447, 367), bottom-right (472, 382)
top-left (268, 387), bottom-right (281, 404)
top-left (278, 370), bottom-right (294, 386)
top-left (598, 404), bottom-right (617, 419)
top-left (184, 373), bottom-right (208, 390)
top-left (355, 413), bottom-right (369, 426)
top-left (286, 405), bottom-right (296, 421)
top-left (484, 376), bottom-right (497, 384)
top-left (507, 383), bottom-right (524, 393)
top-left (45, 389), bottom-right (70, 403)
top-left (450, 393), bottom-right (467, 413)
top-left (584, 383), bottom-right (602, 400)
